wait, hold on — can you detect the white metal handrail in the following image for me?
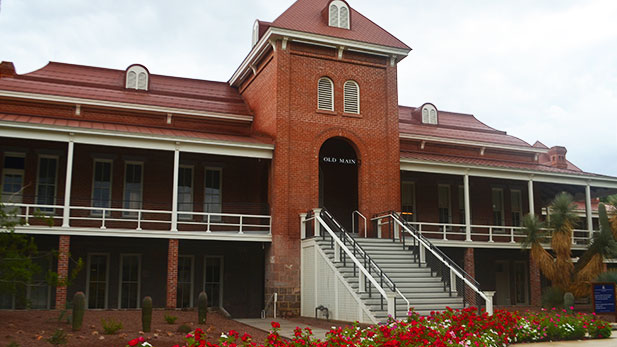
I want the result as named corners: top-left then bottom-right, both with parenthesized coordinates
top-left (3, 202), bottom-right (271, 234)
top-left (261, 292), bottom-right (277, 319)
top-left (351, 210), bottom-right (367, 237)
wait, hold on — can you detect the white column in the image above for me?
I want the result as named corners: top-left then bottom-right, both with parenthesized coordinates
top-left (61, 139), bottom-right (74, 227)
top-left (585, 184), bottom-right (593, 231)
top-left (300, 213), bottom-right (307, 239)
top-left (464, 173), bottom-right (472, 241)
top-left (528, 179), bottom-right (535, 217)
top-left (484, 291), bottom-right (496, 316)
top-left (313, 208), bottom-right (322, 237)
top-left (171, 146), bottom-right (180, 232)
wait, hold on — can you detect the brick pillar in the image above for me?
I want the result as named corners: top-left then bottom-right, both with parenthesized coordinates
top-left (464, 247), bottom-right (477, 306)
top-left (529, 253), bottom-right (542, 307)
top-left (166, 239), bottom-right (179, 309)
top-left (55, 235), bottom-right (70, 309)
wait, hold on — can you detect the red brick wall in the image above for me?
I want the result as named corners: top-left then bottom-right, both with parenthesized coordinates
top-left (464, 247), bottom-right (477, 306)
top-left (166, 239), bottom-right (179, 309)
top-left (240, 41), bottom-right (402, 316)
top-left (55, 235), bottom-right (70, 309)
top-left (529, 253), bottom-right (542, 306)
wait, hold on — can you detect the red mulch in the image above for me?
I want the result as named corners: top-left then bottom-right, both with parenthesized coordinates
top-left (0, 309), bottom-right (269, 347)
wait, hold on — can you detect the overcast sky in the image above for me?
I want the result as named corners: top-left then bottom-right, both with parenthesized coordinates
top-left (0, 0), bottom-right (616, 176)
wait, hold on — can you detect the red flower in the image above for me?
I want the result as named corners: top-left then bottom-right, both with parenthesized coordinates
top-left (128, 338), bottom-right (139, 346)
top-left (271, 321), bottom-right (281, 329)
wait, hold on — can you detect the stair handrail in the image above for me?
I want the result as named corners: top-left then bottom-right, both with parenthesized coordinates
top-left (261, 292), bottom-right (277, 319)
top-left (318, 209), bottom-right (410, 314)
top-left (351, 210), bottom-right (367, 237)
top-left (380, 211), bottom-right (489, 304)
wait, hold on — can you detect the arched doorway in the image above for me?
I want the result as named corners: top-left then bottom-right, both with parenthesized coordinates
top-left (319, 137), bottom-right (359, 232)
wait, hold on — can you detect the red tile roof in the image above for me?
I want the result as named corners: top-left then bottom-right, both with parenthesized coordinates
top-left (0, 62), bottom-right (252, 116)
top-left (400, 151), bottom-right (605, 177)
top-left (0, 113), bottom-right (273, 146)
top-left (398, 105), bottom-right (532, 148)
top-left (269, 0), bottom-right (410, 50)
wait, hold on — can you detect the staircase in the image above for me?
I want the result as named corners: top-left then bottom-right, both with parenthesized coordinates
top-left (316, 237), bottom-right (464, 321)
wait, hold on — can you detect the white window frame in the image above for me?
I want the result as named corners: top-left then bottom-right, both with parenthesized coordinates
top-left (126, 65), bottom-right (148, 91)
top-left (177, 255), bottom-right (195, 308)
top-left (328, 0), bottom-right (350, 29)
top-left (437, 184), bottom-right (452, 224)
top-left (123, 161), bottom-right (144, 217)
top-left (91, 159), bottom-right (113, 216)
top-left (204, 167), bottom-right (223, 222)
top-left (118, 254), bottom-right (141, 309)
top-left (178, 165), bottom-right (194, 220)
top-left (86, 253), bottom-right (110, 309)
top-left (401, 180), bottom-right (416, 222)
top-left (26, 253), bottom-right (52, 309)
top-left (343, 80), bottom-right (360, 114)
top-left (203, 256), bottom-right (224, 308)
top-left (492, 188), bottom-right (505, 230)
top-left (511, 189), bottom-right (523, 227)
top-left (2, 152), bottom-right (26, 203)
top-left (421, 104), bottom-right (438, 125)
top-left (35, 154), bottom-right (59, 213)
top-left (317, 77), bottom-right (334, 111)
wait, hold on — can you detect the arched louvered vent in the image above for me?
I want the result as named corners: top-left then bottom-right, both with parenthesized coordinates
top-left (343, 80), bottom-right (359, 114)
top-left (125, 64), bottom-right (149, 91)
top-left (329, 4), bottom-right (339, 27)
top-left (318, 77), bottom-right (334, 111)
top-left (328, 1), bottom-right (350, 29)
top-left (421, 104), bottom-right (438, 124)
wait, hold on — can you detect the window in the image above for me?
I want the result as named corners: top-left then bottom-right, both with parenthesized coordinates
top-left (511, 190), bottom-right (522, 227)
top-left (438, 184), bottom-right (451, 224)
top-left (401, 181), bottom-right (416, 221)
top-left (204, 168), bottom-right (222, 220)
top-left (2, 153), bottom-right (25, 203)
top-left (343, 80), bottom-right (360, 114)
top-left (87, 254), bottom-right (109, 309)
top-left (177, 255), bottom-right (194, 308)
top-left (125, 65), bottom-right (148, 91)
top-left (204, 256), bottom-right (223, 307)
top-left (178, 166), bottom-right (193, 219)
top-left (36, 156), bottom-right (58, 212)
top-left (492, 188), bottom-right (505, 228)
top-left (328, 0), bottom-right (350, 29)
top-left (317, 77), bottom-right (334, 111)
top-left (458, 185), bottom-right (466, 224)
top-left (119, 255), bottom-right (140, 309)
top-left (421, 104), bottom-right (438, 124)
top-left (92, 160), bottom-right (112, 215)
top-left (123, 162), bottom-right (143, 216)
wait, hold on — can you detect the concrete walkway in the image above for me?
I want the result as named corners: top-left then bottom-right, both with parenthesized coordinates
top-left (235, 318), bottom-right (331, 340)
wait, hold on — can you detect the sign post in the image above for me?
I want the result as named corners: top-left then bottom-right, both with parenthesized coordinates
top-left (591, 282), bottom-right (617, 321)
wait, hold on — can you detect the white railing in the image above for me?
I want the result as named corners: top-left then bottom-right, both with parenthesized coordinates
top-left (397, 220), bottom-right (595, 245)
top-left (378, 213), bottom-right (495, 315)
top-left (2, 202), bottom-right (271, 234)
top-left (351, 210), bottom-right (367, 238)
top-left (306, 209), bottom-right (401, 317)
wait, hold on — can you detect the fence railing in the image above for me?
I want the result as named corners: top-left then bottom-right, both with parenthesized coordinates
top-left (2, 202), bottom-right (271, 234)
top-left (373, 211), bottom-right (495, 315)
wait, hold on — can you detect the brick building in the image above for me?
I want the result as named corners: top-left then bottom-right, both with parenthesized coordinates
top-left (1, 0), bottom-right (616, 319)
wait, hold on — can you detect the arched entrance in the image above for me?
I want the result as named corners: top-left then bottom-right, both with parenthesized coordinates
top-left (319, 137), bottom-right (359, 232)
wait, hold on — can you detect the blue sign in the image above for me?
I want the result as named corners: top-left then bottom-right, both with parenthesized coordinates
top-left (593, 283), bottom-right (616, 314)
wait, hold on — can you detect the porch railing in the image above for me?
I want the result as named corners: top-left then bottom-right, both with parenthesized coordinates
top-left (2, 202), bottom-right (271, 234)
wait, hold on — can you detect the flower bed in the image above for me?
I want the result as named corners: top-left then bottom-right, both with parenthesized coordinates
top-left (125, 307), bottom-right (612, 347)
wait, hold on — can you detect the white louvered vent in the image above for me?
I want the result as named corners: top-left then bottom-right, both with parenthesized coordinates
top-left (339, 7), bottom-right (349, 29)
top-left (343, 80), bottom-right (359, 114)
top-left (328, 1), bottom-right (350, 29)
top-left (329, 5), bottom-right (339, 27)
top-left (318, 77), bottom-right (334, 111)
top-left (421, 104), bottom-right (438, 124)
top-left (125, 64), bottom-right (148, 91)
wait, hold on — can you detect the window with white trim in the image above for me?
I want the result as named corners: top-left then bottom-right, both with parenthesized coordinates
top-left (438, 184), bottom-right (451, 224)
top-left (204, 256), bottom-right (222, 307)
top-left (87, 253), bottom-right (109, 309)
top-left (119, 254), bottom-right (140, 309)
top-left (343, 80), bottom-right (359, 114)
top-left (401, 181), bottom-right (416, 221)
top-left (123, 162), bottom-right (143, 216)
top-left (511, 189), bottom-right (522, 227)
top-left (2, 153), bottom-right (25, 203)
top-left (178, 166), bottom-right (194, 220)
top-left (204, 168), bottom-right (222, 221)
top-left (492, 188), bottom-right (505, 227)
top-left (177, 255), bottom-right (194, 308)
top-left (317, 77), bottom-right (334, 111)
top-left (92, 160), bottom-right (112, 215)
top-left (125, 65), bottom-right (148, 91)
top-left (458, 185), bottom-right (466, 224)
top-left (36, 156), bottom-right (58, 213)
top-left (328, 0), bottom-right (350, 29)
top-left (421, 104), bottom-right (438, 124)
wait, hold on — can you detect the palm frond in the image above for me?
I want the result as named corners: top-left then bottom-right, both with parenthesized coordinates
top-left (549, 192), bottom-right (579, 232)
top-left (520, 213), bottom-right (546, 249)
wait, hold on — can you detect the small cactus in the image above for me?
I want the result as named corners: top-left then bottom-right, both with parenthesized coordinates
top-left (197, 291), bottom-right (208, 324)
top-left (564, 292), bottom-right (575, 313)
top-left (142, 296), bottom-right (153, 332)
top-left (72, 291), bottom-right (86, 331)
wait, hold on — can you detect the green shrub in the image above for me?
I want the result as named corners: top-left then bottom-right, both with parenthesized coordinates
top-left (197, 291), bottom-right (208, 324)
top-left (177, 324), bottom-right (192, 334)
top-left (72, 291), bottom-right (86, 331)
top-left (46, 329), bottom-right (68, 345)
top-left (142, 296), bottom-right (152, 333)
top-left (541, 286), bottom-right (565, 309)
top-left (164, 314), bottom-right (178, 324)
top-left (588, 318), bottom-right (613, 339)
top-left (101, 318), bottom-right (123, 335)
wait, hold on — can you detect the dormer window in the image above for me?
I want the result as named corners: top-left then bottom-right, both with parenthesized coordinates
top-left (328, 1), bottom-right (350, 29)
top-left (421, 104), bottom-right (438, 124)
top-left (125, 64), bottom-right (149, 91)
